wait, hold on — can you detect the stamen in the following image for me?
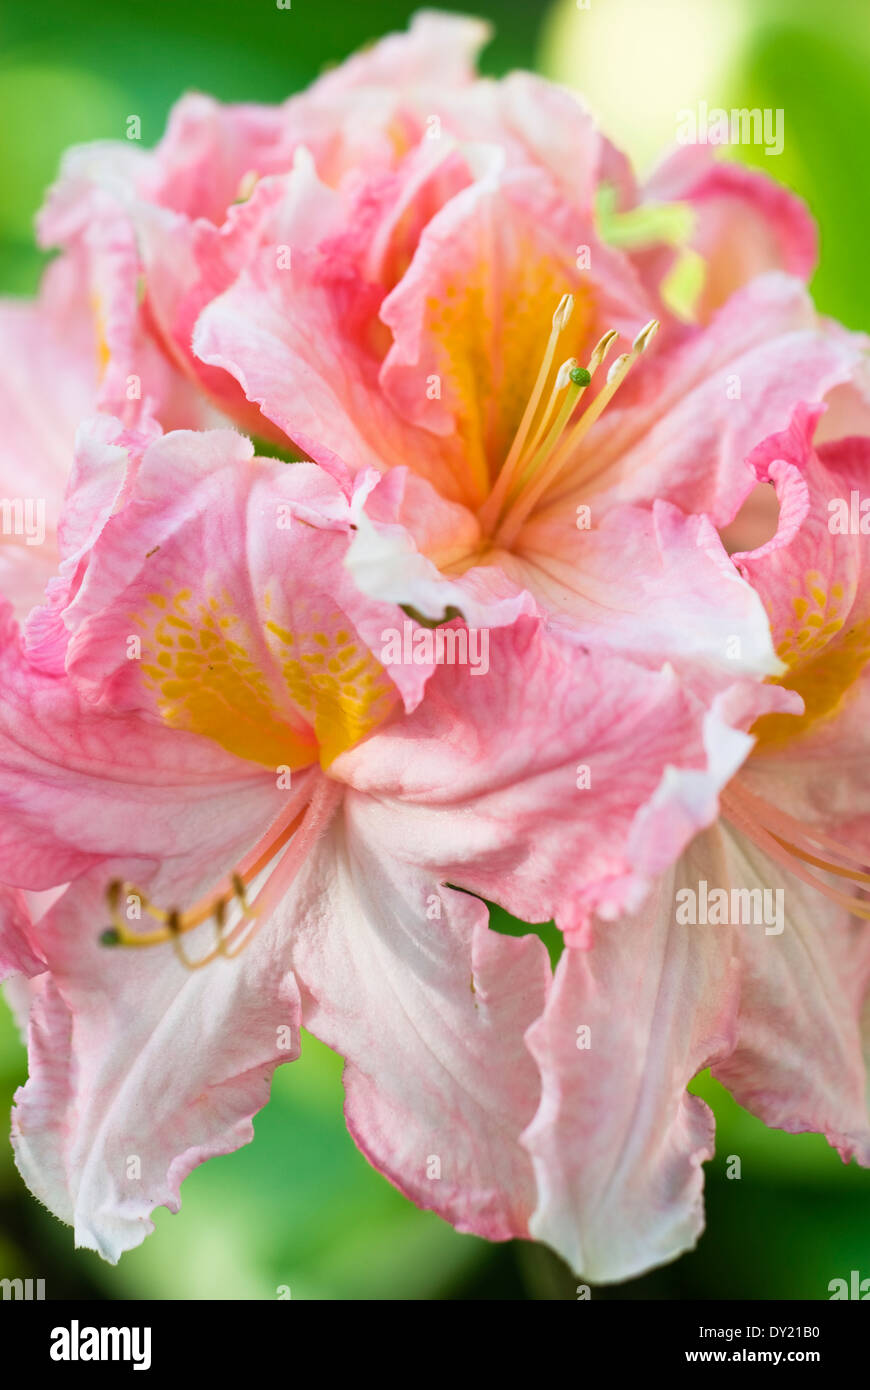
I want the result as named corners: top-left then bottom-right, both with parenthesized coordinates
top-left (523, 361), bottom-right (593, 473)
top-left (477, 294), bottom-right (575, 535)
top-left (522, 358), bottom-right (583, 466)
top-left (99, 779), bottom-right (343, 970)
top-left (508, 361), bottom-right (594, 501)
top-left (500, 329), bottom-right (617, 514)
top-left (493, 318), bottom-right (659, 549)
top-left (719, 783), bottom-right (870, 920)
top-left (101, 801), bottom-right (307, 965)
top-left (234, 169), bottom-right (259, 203)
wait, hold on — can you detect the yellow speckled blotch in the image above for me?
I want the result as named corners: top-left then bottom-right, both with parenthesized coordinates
top-left (753, 574), bottom-right (870, 748)
top-left (137, 589), bottom-right (395, 770)
top-left (263, 602), bottom-right (396, 766)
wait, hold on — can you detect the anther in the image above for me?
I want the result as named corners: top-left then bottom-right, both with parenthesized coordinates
top-left (632, 318), bottom-right (659, 353)
top-left (477, 295), bottom-right (578, 532)
top-left (494, 318), bottom-right (661, 546)
top-left (552, 292), bottom-right (575, 333)
top-left (96, 802), bottom-right (310, 968)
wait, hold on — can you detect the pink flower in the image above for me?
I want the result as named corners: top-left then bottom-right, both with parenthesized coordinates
top-left (523, 392), bottom-right (870, 1282)
top-left (0, 413), bottom-right (787, 1263)
top-left (2, 11), bottom-right (866, 1282)
top-left (38, 14), bottom-right (823, 477)
top-left (34, 20), bottom-right (856, 745)
top-left (30, 18), bottom-right (849, 723)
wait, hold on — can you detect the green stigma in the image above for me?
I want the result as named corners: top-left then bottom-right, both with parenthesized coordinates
top-left (569, 366), bottom-right (592, 387)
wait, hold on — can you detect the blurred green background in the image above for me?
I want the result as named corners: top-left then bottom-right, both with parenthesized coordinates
top-left (1, 0), bottom-right (869, 1300)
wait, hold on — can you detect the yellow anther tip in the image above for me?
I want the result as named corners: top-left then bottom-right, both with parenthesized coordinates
top-left (606, 352), bottom-right (632, 384)
top-left (555, 356), bottom-right (579, 389)
top-left (632, 319), bottom-right (660, 353)
top-left (552, 293), bottom-right (575, 331)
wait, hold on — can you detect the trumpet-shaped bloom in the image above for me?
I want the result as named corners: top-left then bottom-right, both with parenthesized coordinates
top-left (2, 10), bottom-right (867, 1285)
top-left (527, 399), bottom-right (870, 1282)
top-left (0, 416), bottom-right (789, 1263)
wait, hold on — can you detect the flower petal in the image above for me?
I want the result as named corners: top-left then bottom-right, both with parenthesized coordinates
top-left (0, 261), bottom-right (97, 616)
top-left (644, 148), bottom-right (817, 321)
top-left (48, 423), bottom-right (430, 762)
top-left (333, 618), bottom-right (779, 938)
top-left (522, 843), bottom-right (739, 1281)
top-left (283, 807), bottom-right (549, 1240)
top-left (710, 820), bottom-right (870, 1164)
top-left (12, 872), bottom-right (301, 1262)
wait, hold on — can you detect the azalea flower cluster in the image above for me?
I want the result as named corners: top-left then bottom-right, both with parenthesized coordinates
top-left (1, 12), bottom-right (869, 1282)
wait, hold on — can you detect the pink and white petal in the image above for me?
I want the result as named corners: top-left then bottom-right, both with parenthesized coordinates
top-left (711, 819), bottom-right (870, 1163)
top-left (332, 618), bottom-right (772, 940)
top-left (37, 139), bottom-right (152, 253)
top-left (346, 469), bottom-right (537, 628)
top-left (608, 684), bottom-right (800, 926)
top-left (0, 261), bottom-right (98, 616)
top-left (379, 162), bottom-right (652, 505)
top-left (283, 801), bottom-right (549, 1240)
top-left (39, 143), bottom-right (226, 431)
top-left (740, 667), bottom-right (870, 839)
top-left (735, 407), bottom-right (870, 750)
top-left (456, 70), bottom-right (603, 213)
top-left (0, 884), bottom-right (46, 981)
top-left (192, 233), bottom-right (459, 494)
top-left (543, 274), bottom-right (862, 529)
top-left (0, 603), bottom-right (294, 893)
top-left (644, 148), bottom-right (817, 321)
top-left (52, 425), bottom-right (432, 754)
top-left (144, 92), bottom-right (289, 222)
top-left (21, 413), bottom-right (162, 677)
top-left (815, 336), bottom-right (870, 445)
top-left (12, 870), bottom-right (301, 1262)
top-left (522, 845), bottom-right (739, 1281)
top-left (516, 501), bottom-right (785, 685)
top-left (133, 153), bottom-right (346, 434)
top-left (306, 10), bottom-right (490, 97)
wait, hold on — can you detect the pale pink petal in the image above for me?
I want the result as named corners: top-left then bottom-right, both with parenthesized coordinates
top-left (710, 820), bottom-right (870, 1163)
top-left (0, 885), bottom-right (45, 981)
top-left (12, 872), bottom-right (301, 1262)
top-left (379, 162), bottom-right (651, 505)
top-left (645, 147), bottom-right (817, 320)
top-left (735, 405), bottom-right (870, 751)
top-left (52, 425), bottom-right (431, 749)
top-left (346, 468), bottom-right (537, 628)
top-left (0, 613), bottom-right (293, 894)
top-left (283, 807), bottom-right (549, 1240)
top-left (516, 501), bottom-right (785, 685)
top-left (0, 261), bottom-right (97, 616)
top-left (522, 843), bottom-right (739, 1280)
top-left (306, 10), bottom-right (490, 95)
top-left (333, 618), bottom-right (778, 940)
